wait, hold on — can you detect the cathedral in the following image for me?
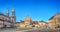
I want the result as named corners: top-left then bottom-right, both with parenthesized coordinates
top-left (0, 7), bottom-right (16, 28)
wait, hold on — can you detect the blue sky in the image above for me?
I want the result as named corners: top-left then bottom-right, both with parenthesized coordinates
top-left (0, 0), bottom-right (60, 22)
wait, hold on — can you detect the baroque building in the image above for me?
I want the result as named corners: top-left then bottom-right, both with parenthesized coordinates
top-left (48, 13), bottom-right (60, 29)
top-left (19, 16), bottom-right (32, 28)
top-left (25, 16), bottom-right (32, 26)
top-left (0, 7), bottom-right (16, 28)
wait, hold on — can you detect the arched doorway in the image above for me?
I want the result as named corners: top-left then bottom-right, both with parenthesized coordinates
top-left (3, 25), bottom-right (7, 28)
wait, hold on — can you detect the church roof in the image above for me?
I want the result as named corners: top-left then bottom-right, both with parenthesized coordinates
top-left (49, 16), bottom-right (54, 20)
top-left (0, 13), bottom-right (10, 18)
top-left (0, 13), bottom-right (4, 15)
top-left (49, 12), bottom-right (60, 20)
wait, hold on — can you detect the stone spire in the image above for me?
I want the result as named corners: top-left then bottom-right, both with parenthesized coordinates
top-left (11, 7), bottom-right (16, 27)
top-left (6, 8), bottom-right (9, 16)
top-left (12, 7), bottom-right (15, 17)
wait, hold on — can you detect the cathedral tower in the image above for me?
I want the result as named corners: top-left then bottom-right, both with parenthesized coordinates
top-left (12, 7), bottom-right (16, 22)
top-left (11, 7), bottom-right (16, 27)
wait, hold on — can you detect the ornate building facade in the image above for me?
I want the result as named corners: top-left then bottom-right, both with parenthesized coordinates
top-left (0, 7), bottom-right (16, 28)
top-left (19, 16), bottom-right (32, 28)
top-left (48, 13), bottom-right (60, 29)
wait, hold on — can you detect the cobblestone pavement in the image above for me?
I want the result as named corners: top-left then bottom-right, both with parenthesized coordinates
top-left (0, 28), bottom-right (60, 32)
top-left (24, 28), bottom-right (60, 32)
top-left (26, 29), bottom-right (60, 32)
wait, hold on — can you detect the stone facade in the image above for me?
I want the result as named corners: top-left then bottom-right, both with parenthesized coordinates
top-left (0, 7), bottom-right (16, 28)
top-left (48, 13), bottom-right (60, 29)
top-left (19, 16), bottom-right (32, 28)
